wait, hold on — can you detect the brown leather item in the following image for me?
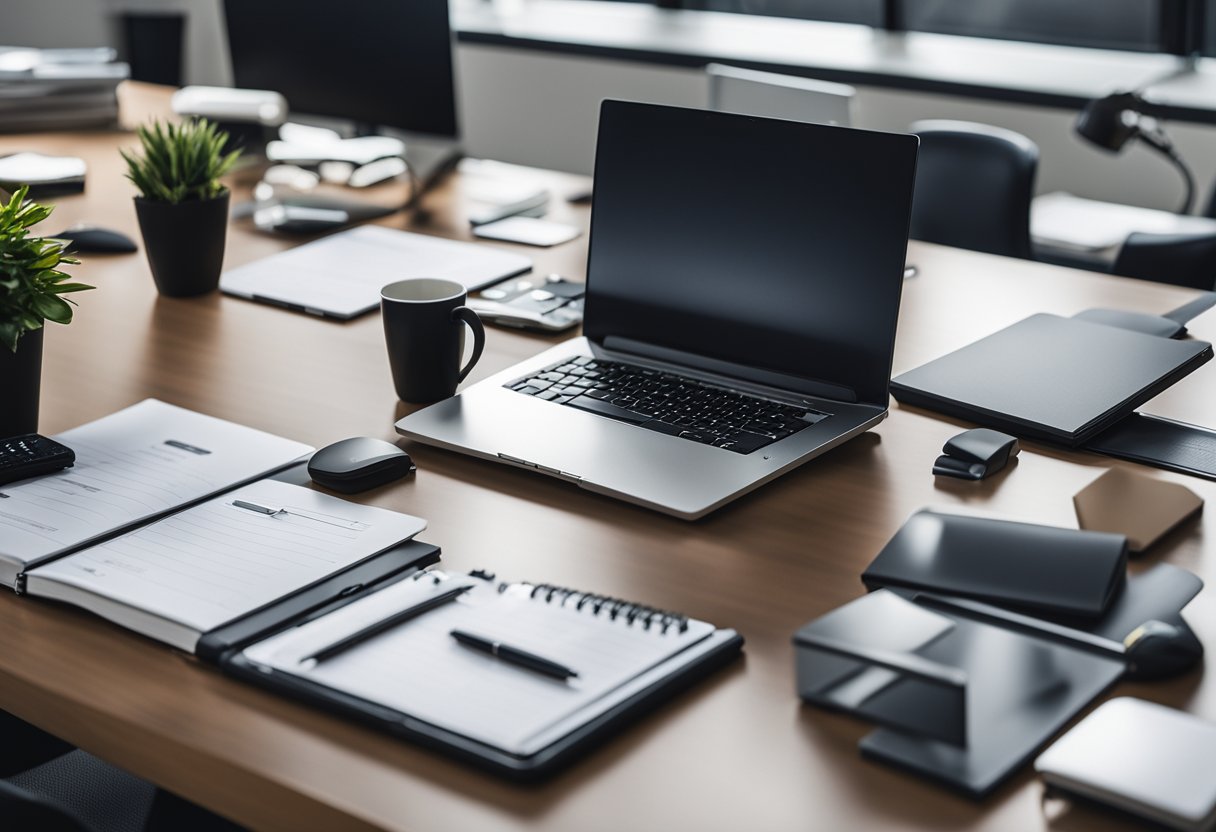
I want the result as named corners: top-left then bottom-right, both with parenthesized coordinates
top-left (1074, 467), bottom-right (1204, 552)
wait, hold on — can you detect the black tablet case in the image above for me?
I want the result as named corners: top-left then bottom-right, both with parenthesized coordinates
top-left (890, 314), bottom-right (1212, 446)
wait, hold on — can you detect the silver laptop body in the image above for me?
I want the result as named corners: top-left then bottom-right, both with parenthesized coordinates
top-left (398, 101), bottom-right (919, 519)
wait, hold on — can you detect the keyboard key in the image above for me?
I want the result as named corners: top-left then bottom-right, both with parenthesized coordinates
top-left (536, 390), bottom-right (559, 400)
top-left (568, 396), bottom-right (652, 424)
top-left (717, 432), bottom-right (772, 453)
top-left (643, 420), bottom-right (684, 436)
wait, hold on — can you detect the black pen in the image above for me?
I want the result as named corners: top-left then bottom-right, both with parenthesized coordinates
top-left (302, 584), bottom-right (472, 665)
top-left (450, 630), bottom-right (579, 680)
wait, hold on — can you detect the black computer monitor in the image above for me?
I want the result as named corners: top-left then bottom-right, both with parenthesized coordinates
top-left (223, 0), bottom-right (459, 139)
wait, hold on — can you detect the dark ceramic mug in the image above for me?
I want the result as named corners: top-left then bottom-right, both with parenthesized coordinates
top-left (381, 278), bottom-right (486, 404)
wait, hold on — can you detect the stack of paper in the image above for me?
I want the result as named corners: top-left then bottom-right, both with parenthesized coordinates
top-left (0, 47), bottom-right (128, 133)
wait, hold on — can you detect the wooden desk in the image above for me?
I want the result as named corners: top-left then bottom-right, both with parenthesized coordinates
top-left (2, 88), bottom-right (1215, 832)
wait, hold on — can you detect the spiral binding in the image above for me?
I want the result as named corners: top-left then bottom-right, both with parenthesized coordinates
top-left (513, 582), bottom-right (690, 634)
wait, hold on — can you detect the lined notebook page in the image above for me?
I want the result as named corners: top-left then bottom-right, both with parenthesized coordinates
top-left (242, 574), bottom-right (715, 755)
top-left (0, 399), bottom-right (313, 581)
top-left (25, 479), bottom-right (426, 650)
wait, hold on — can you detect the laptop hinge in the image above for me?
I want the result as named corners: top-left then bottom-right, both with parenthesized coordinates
top-left (599, 336), bottom-right (860, 404)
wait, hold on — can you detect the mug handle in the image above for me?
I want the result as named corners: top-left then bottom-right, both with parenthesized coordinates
top-left (451, 306), bottom-right (486, 383)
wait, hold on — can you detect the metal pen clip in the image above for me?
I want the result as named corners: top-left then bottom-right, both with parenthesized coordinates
top-left (231, 500), bottom-right (368, 530)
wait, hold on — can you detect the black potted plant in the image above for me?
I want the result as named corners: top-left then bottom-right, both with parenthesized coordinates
top-left (0, 185), bottom-right (92, 437)
top-left (121, 118), bottom-right (240, 297)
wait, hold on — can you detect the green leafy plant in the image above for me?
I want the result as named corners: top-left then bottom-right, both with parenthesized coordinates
top-left (0, 186), bottom-right (91, 353)
top-left (120, 118), bottom-right (241, 204)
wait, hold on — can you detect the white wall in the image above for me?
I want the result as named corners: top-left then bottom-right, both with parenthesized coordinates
top-left (455, 43), bottom-right (1216, 212)
top-left (7, 0), bottom-right (1216, 212)
top-left (5, 0), bottom-right (232, 87)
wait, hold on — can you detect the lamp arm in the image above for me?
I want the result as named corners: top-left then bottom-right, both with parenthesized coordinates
top-left (1138, 124), bottom-right (1196, 215)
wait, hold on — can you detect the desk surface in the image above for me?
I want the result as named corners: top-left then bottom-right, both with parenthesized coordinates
top-left (3, 86), bottom-right (1216, 832)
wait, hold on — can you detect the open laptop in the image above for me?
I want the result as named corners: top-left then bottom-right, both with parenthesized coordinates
top-left (397, 100), bottom-right (919, 519)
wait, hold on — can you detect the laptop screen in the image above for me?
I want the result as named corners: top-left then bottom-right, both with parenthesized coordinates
top-left (583, 101), bottom-right (918, 406)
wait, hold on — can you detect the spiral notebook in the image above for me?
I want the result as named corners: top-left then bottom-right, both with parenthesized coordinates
top-left (226, 569), bottom-right (742, 777)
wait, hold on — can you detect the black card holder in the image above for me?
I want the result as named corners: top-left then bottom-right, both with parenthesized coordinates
top-left (863, 509), bottom-right (1128, 619)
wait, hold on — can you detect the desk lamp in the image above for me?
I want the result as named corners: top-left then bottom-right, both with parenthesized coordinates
top-left (1075, 91), bottom-right (1195, 214)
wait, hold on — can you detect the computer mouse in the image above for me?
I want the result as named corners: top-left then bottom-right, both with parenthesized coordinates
top-left (1122, 619), bottom-right (1204, 680)
top-left (307, 437), bottom-right (416, 494)
top-left (53, 226), bottom-right (138, 254)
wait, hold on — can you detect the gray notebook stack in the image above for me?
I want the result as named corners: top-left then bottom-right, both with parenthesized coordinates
top-left (0, 47), bottom-right (128, 133)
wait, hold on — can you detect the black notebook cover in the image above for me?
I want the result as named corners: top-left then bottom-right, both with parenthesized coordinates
top-left (891, 314), bottom-right (1212, 446)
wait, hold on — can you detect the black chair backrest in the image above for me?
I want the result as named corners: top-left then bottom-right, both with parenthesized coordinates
top-left (1112, 231), bottom-right (1216, 290)
top-left (908, 119), bottom-right (1039, 259)
top-left (0, 779), bottom-right (94, 832)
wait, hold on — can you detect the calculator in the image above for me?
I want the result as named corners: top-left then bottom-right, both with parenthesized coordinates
top-left (467, 274), bottom-right (584, 333)
top-left (0, 433), bottom-right (75, 486)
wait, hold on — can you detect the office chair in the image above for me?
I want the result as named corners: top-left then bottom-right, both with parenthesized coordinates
top-left (707, 63), bottom-right (855, 126)
top-left (0, 711), bottom-right (245, 832)
top-left (1111, 231), bottom-right (1216, 290)
top-left (907, 120), bottom-right (1039, 259)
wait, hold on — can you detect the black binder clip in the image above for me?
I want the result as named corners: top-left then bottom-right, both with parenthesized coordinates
top-left (933, 428), bottom-right (1019, 481)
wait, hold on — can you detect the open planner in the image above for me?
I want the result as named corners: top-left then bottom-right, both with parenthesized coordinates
top-left (225, 570), bottom-right (743, 778)
top-left (25, 478), bottom-right (427, 652)
top-left (0, 399), bottom-right (314, 590)
top-left (0, 399), bottom-right (435, 654)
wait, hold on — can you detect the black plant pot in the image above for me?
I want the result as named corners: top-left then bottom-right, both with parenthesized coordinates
top-left (0, 327), bottom-right (43, 438)
top-left (134, 192), bottom-right (229, 297)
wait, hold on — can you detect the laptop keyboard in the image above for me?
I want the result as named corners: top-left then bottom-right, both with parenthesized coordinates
top-left (506, 357), bottom-right (830, 454)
